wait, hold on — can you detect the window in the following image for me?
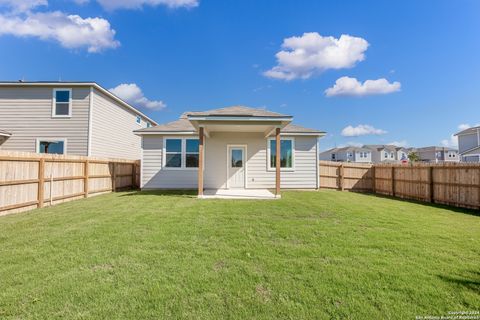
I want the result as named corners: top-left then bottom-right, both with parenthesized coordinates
top-left (165, 139), bottom-right (182, 168)
top-left (269, 138), bottom-right (294, 169)
top-left (185, 139), bottom-right (199, 168)
top-left (52, 89), bottom-right (71, 117)
top-left (390, 152), bottom-right (394, 159)
top-left (164, 138), bottom-right (200, 169)
top-left (37, 139), bottom-right (66, 154)
top-left (384, 152), bottom-right (388, 158)
top-left (136, 116), bottom-right (141, 125)
top-left (331, 154), bottom-right (336, 160)
top-left (231, 149), bottom-right (243, 167)
top-left (146, 122), bottom-right (151, 128)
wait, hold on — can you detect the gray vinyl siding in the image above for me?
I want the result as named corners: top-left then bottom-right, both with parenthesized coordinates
top-left (141, 132), bottom-right (318, 190)
top-left (458, 133), bottom-right (479, 154)
top-left (0, 86), bottom-right (90, 155)
top-left (90, 89), bottom-right (149, 160)
top-left (141, 135), bottom-right (198, 189)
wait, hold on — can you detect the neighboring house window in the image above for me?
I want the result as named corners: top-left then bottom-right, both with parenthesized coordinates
top-left (146, 122), bottom-right (151, 128)
top-left (331, 154), bottom-right (336, 160)
top-left (390, 152), bottom-right (394, 159)
top-left (37, 139), bottom-right (66, 154)
top-left (52, 89), bottom-right (72, 117)
top-left (165, 139), bottom-right (182, 168)
top-left (136, 116), bottom-right (142, 125)
top-left (164, 138), bottom-right (200, 169)
top-left (384, 152), bottom-right (388, 158)
top-left (185, 139), bottom-right (199, 168)
top-left (269, 138), bottom-right (294, 169)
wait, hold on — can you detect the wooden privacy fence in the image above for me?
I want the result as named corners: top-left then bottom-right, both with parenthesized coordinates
top-left (319, 161), bottom-right (480, 210)
top-left (0, 151), bottom-right (140, 216)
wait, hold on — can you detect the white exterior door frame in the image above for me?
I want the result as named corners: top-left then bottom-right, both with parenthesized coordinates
top-left (226, 144), bottom-right (247, 189)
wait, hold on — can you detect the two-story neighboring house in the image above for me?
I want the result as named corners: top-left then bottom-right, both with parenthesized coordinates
top-left (319, 146), bottom-right (372, 163)
top-left (415, 146), bottom-right (459, 163)
top-left (363, 145), bottom-right (409, 163)
top-left (0, 82), bottom-right (157, 159)
top-left (455, 126), bottom-right (480, 162)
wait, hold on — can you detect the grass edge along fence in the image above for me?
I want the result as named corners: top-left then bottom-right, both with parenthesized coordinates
top-left (319, 160), bottom-right (480, 210)
top-left (0, 151), bottom-right (140, 216)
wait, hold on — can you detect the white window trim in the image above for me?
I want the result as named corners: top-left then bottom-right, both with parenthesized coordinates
top-left (136, 115), bottom-right (142, 126)
top-left (162, 137), bottom-right (201, 170)
top-left (36, 138), bottom-right (67, 155)
top-left (52, 88), bottom-right (72, 118)
top-left (267, 137), bottom-right (295, 172)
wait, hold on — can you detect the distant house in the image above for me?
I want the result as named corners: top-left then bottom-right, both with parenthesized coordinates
top-left (415, 146), bottom-right (459, 163)
top-left (0, 82), bottom-right (157, 159)
top-left (455, 126), bottom-right (480, 162)
top-left (134, 106), bottom-right (325, 194)
top-left (319, 146), bottom-right (372, 163)
top-left (363, 145), bottom-right (409, 163)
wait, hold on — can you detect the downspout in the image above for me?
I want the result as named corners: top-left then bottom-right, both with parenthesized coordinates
top-left (87, 87), bottom-right (94, 156)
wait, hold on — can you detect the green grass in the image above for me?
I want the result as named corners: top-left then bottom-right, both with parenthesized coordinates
top-left (0, 190), bottom-right (479, 319)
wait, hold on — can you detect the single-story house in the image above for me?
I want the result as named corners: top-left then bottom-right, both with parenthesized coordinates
top-left (134, 106), bottom-right (325, 197)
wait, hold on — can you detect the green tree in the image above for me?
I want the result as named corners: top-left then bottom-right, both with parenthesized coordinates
top-left (408, 151), bottom-right (420, 162)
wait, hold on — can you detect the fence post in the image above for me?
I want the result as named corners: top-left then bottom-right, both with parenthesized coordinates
top-left (84, 160), bottom-right (89, 198)
top-left (37, 158), bottom-right (45, 208)
top-left (131, 163), bottom-right (135, 189)
top-left (429, 166), bottom-right (434, 203)
top-left (340, 164), bottom-right (345, 191)
top-left (371, 166), bottom-right (376, 194)
top-left (112, 162), bottom-right (117, 192)
top-left (391, 166), bottom-right (395, 197)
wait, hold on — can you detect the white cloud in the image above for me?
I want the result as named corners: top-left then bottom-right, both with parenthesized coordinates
top-left (0, 11), bottom-right (119, 52)
top-left (0, 0), bottom-right (46, 11)
top-left (92, 0), bottom-right (199, 10)
top-left (458, 123), bottom-right (480, 131)
top-left (441, 135), bottom-right (458, 148)
top-left (341, 124), bottom-right (387, 137)
top-left (325, 76), bottom-right (401, 97)
top-left (388, 140), bottom-right (409, 148)
top-left (110, 83), bottom-right (166, 110)
top-left (264, 32), bottom-right (369, 80)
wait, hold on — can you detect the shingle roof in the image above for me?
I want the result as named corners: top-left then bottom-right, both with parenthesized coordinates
top-left (184, 106), bottom-right (291, 118)
top-left (135, 106), bottom-right (325, 135)
top-left (0, 129), bottom-right (12, 136)
top-left (363, 144), bottom-right (407, 151)
top-left (416, 146), bottom-right (457, 152)
top-left (454, 125), bottom-right (480, 136)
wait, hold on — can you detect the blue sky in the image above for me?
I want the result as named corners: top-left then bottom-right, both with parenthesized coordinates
top-left (0, 0), bottom-right (479, 150)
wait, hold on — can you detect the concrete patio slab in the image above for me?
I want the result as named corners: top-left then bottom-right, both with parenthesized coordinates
top-left (200, 189), bottom-right (279, 200)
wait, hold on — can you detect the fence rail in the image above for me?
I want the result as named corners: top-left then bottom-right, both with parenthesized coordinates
top-left (0, 151), bottom-right (140, 216)
top-left (319, 161), bottom-right (480, 210)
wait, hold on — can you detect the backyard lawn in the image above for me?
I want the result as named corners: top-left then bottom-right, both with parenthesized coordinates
top-left (0, 190), bottom-right (479, 319)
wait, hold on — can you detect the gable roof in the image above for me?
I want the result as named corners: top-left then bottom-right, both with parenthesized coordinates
top-left (363, 144), bottom-right (407, 152)
top-left (0, 81), bottom-right (158, 126)
top-left (135, 106), bottom-right (324, 135)
top-left (454, 125), bottom-right (480, 136)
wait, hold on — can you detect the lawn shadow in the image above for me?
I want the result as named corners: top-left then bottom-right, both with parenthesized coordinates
top-left (351, 191), bottom-right (480, 218)
top-left (437, 273), bottom-right (480, 294)
top-left (118, 189), bottom-right (197, 198)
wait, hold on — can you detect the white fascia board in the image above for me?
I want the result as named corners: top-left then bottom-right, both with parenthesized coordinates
top-left (134, 131), bottom-right (197, 136)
